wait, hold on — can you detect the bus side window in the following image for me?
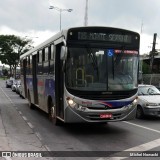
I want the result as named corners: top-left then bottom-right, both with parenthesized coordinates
top-left (38, 50), bottom-right (43, 75)
top-left (30, 55), bottom-right (32, 75)
top-left (43, 47), bottom-right (49, 75)
top-left (26, 56), bottom-right (30, 75)
top-left (20, 60), bottom-right (23, 75)
top-left (49, 44), bottom-right (55, 74)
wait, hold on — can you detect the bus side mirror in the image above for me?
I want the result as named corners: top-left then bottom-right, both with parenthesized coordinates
top-left (60, 46), bottom-right (67, 60)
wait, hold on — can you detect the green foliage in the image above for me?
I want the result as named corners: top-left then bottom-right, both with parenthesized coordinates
top-left (142, 62), bottom-right (150, 74)
top-left (0, 35), bottom-right (33, 77)
top-left (2, 68), bottom-right (8, 76)
top-left (0, 35), bottom-right (33, 66)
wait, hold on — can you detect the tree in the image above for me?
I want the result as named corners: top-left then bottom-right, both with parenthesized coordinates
top-left (142, 61), bottom-right (150, 74)
top-left (0, 35), bottom-right (33, 77)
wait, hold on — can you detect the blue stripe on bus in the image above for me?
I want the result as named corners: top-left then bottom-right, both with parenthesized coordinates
top-left (45, 79), bottom-right (55, 97)
top-left (98, 100), bottom-right (132, 108)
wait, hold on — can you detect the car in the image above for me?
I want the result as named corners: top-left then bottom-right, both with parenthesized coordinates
top-left (136, 84), bottom-right (160, 119)
top-left (157, 86), bottom-right (160, 91)
top-left (18, 85), bottom-right (24, 98)
top-left (15, 80), bottom-right (21, 94)
top-left (11, 80), bottom-right (18, 91)
top-left (6, 77), bottom-right (15, 88)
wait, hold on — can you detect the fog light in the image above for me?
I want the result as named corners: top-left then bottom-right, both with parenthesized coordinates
top-left (78, 105), bottom-right (86, 111)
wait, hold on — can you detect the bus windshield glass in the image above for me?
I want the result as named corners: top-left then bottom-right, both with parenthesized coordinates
top-left (65, 47), bottom-right (138, 91)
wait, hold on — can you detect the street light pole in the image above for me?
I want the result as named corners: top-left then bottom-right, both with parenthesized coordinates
top-left (49, 6), bottom-right (73, 31)
top-left (84, 0), bottom-right (88, 26)
top-left (60, 9), bottom-right (62, 31)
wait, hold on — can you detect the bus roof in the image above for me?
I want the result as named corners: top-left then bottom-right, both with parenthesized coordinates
top-left (20, 29), bottom-right (68, 59)
top-left (20, 26), bottom-right (139, 59)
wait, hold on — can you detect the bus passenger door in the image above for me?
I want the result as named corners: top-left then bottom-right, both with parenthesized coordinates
top-left (32, 55), bottom-right (38, 105)
top-left (55, 44), bottom-right (64, 119)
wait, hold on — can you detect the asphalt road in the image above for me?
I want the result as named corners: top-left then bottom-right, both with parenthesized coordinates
top-left (0, 80), bottom-right (160, 160)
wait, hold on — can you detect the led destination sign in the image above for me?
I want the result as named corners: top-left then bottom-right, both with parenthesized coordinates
top-left (78, 32), bottom-right (132, 43)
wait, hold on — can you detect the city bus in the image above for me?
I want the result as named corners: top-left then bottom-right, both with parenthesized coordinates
top-left (20, 26), bottom-right (140, 125)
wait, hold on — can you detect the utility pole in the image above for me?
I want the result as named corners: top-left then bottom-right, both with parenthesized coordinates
top-left (150, 33), bottom-right (157, 84)
top-left (84, 0), bottom-right (88, 26)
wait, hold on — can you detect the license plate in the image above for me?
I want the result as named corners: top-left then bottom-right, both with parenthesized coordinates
top-left (100, 113), bottom-right (112, 119)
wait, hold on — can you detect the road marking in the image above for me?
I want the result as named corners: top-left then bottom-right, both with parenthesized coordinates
top-left (44, 145), bottom-right (51, 151)
top-left (0, 87), bottom-right (12, 102)
top-left (1, 86), bottom-right (50, 155)
top-left (27, 122), bottom-right (34, 129)
top-left (22, 116), bottom-right (27, 121)
top-left (123, 121), bottom-right (160, 134)
top-left (18, 111), bottom-right (22, 115)
top-left (35, 132), bottom-right (42, 141)
top-left (97, 122), bottom-right (160, 160)
top-left (97, 138), bottom-right (160, 160)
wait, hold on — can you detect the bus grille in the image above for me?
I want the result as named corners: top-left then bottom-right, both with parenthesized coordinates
top-left (79, 94), bottom-right (128, 100)
top-left (67, 88), bottom-right (137, 100)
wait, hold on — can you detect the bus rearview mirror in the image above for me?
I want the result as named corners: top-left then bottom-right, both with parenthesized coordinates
top-left (60, 46), bottom-right (67, 60)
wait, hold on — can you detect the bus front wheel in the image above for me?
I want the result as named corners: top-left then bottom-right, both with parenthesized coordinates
top-left (48, 101), bottom-right (61, 126)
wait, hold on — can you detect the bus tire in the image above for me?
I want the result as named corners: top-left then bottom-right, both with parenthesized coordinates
top-left (28, 91), bottom-right (35, 109)
top-left (48, 100), bottom-right (61, 126)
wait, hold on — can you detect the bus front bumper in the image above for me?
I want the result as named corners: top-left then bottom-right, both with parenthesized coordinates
top-left (64, 104), bottom-right (137, 123)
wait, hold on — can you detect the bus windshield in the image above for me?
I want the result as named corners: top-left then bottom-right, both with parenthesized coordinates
top-left (65, 46), bottom-right (138, 91)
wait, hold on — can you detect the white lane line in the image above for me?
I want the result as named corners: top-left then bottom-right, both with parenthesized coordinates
top-left (35, 132), bottom-right (42, 141)
top-left (27, 122), bottom-right (34, 129)
top-left (18, 111), bottom-right (22, 115)
top-left (44, 145), bottom-right (51, 151)
top-left (123, 121), bottom-right (160, 134)
top-left (97, 121), bottom-right (160, 160)
top-left (97, 138), bottom-right (160, 160)
top-left (0, 87), bottom-right (12, 103)
top-left (22, 116), bottom-right (28, 121)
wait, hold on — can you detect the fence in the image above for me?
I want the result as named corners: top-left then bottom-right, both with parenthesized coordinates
top-left (142, 74), bottom-right (160, 87)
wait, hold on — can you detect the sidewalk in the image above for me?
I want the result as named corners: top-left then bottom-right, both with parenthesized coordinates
top-left (0, 80), bottom-right (53, 160)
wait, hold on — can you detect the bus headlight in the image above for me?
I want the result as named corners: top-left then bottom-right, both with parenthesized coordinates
top-left (67, 97), bottom-right (76, 108)
top-left (68, 99), bottom-right (75, 106)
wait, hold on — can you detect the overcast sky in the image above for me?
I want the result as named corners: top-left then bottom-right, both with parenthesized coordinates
top-left (0, 0), bottom-right (160, 54)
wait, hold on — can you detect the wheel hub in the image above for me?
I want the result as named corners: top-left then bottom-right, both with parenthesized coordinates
top-left (51, 107), bottom-right (55, 118)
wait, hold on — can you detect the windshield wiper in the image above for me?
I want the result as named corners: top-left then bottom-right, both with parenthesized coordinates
top-left (150, 93), bottom-right (160, 95)
top-left (111, 56), bottom-right (114, 79)
top-left (86, 48), bottom-right (99, 79)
